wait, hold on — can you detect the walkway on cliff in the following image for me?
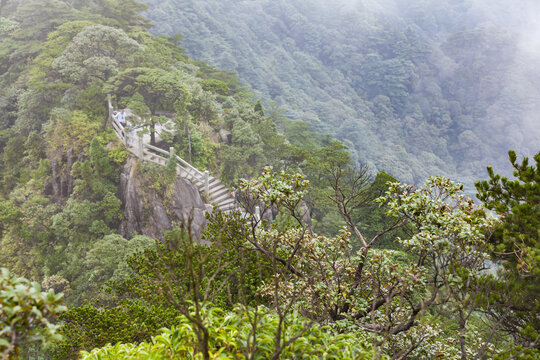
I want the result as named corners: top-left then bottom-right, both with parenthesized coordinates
top-left (107, 98), bottom-right (236, 212)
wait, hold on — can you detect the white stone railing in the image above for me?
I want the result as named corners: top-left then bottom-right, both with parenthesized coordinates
top-left (107, 95), bottom-right (236, 211)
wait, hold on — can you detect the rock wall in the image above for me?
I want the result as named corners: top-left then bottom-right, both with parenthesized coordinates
top-left (118, 157), bottom-right (207, 240)
top-left (44, 147), bottom-right (80, 199)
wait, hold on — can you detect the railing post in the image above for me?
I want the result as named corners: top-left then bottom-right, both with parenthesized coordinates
top-left (138, 136), bottom-right (144, 160)
top-left (107, 94), bottom-right (113, 121)
top-left (169, 146), bottom-right (175, 159)
top-left (204, 170), bottom-right (209, 198)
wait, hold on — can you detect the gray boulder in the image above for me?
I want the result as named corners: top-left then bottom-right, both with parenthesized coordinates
top-left (118, 156), bottom-right (207, 241)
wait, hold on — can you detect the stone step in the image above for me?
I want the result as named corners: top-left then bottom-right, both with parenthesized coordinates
top-left (210, 187), bottom-right (230, 200)
top-left (209, 182), bottom-right (226, 192)
top-left (217, 199), bottom-right (236, 211)
top-left (212, 192), bottom-right (234, 204)
top-left (110, 111), bottom-right (237, 211)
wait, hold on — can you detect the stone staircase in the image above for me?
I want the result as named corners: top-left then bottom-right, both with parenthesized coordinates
top-left (108, 98), bottom-right (236, 212)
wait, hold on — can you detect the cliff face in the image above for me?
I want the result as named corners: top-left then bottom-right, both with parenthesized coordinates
top-left (118, 157), bottom-right (207, 240)
top-left (44, 148), bottom-right (81, 200)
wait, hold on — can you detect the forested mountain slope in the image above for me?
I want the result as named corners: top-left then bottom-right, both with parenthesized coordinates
top-left (142, 0), bottom-right (540, 188)
top-left (0, 0), bottom-right (345, 304)
top-left (1, 1), bottom-right (539, 359)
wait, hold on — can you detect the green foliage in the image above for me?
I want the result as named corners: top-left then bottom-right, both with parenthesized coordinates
top-left (46, 109), bottom-right (101, 155)
top-left (139, 161), bottom-right (176, 195)
top-left (0, 268), bottom-right (66, 358)
top-left (0, 86), bottom-right (21, 130)
top-left (59, 219), bottom-right (271, 358)
top-left (475, 150), bottom-right (540, 350)
top-left (239, 166), bottom-right (309, 208)
top-left (106, 142), bottom-right (128, 164)
top-left (0, 17), bottom-right (19, 36)
top-left (74, 83), bottom-right (108, 119)
top-left (200, 78), bottom-right (229, 96)
top-left (52, 24), bottom-right (144, 85)
top-left (301, 139), bottom-right (350, 231)
top-left (0, 200), bottom-right (22, 234)
top-left (476, 150), bottom-right (540, 276)
top-left (108, 67), bottom-right (185, 115)
top-left (51, 199), bottom-right (110, 245)
top-left (114, 222), bottom-right (268, 311)
top-left (54, 300), bottom-right (180, 360)
top-left (107, 66), bottom-right (186, 144)
top-left (353, 170), bottom-right (409, 250)
top-left (86, 235), bottom-right (155, 287)
top-left (1, 136), bottom-right (25, 191)
top-left (1, 1), bottom-right (536, 358)
top-left (81, 305), bottom-right (375, 360)
top-left (241, 171), bottom-right (511, 358)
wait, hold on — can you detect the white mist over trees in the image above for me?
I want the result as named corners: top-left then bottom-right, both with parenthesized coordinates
top-left (141, 0), bottom-right (540, 190)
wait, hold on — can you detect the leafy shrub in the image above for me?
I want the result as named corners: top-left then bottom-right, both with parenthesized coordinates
top-left (0, 268), bottom-right (66, 357)
top-left (81, 305), bottom-right (376, 359)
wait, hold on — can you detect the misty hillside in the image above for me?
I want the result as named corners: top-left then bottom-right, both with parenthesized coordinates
top-left (142, 0), bottom-right (540, 188)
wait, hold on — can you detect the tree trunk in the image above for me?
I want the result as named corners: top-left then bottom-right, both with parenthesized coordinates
top-left (194, 326), bottom-right (210, 360)
top-left (103, 95), bottom-right (112, 130)
top-left (459, 310), bottom-right (467, 360)
top-left (150, 118), bottom-right (156, 146)
top-left (201, 328), bottom-right (210, 360)
top-left (270, 316), bottom-right (284, 360)
top-left (102, 114), bottom-right (109, 131)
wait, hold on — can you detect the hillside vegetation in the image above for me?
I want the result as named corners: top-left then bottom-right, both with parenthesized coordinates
top-left (0, 0), bottom-right (361, 296)
top-left (142, 0), bottom-right (540, 188)
top-left (0, 0), bottom-right (538, 359)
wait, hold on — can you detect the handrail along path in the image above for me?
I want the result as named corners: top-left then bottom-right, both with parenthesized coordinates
top-left (107, 96), bottom-right (236, 212)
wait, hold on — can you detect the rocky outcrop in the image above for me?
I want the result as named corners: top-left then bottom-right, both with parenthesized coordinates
top-left (169, 176), bottom-right (207, 239)
top-left (118, 157), bottom-right (207, 240)
top-left (219, 128), bottom-right (232, 145)
top-left (44, 147), bottom-right (80, 199)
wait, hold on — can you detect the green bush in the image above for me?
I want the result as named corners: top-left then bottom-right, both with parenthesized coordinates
top-left (0, 268), bottom-right (66, 357)
top-left (81, 305), bottom-right (376, 360)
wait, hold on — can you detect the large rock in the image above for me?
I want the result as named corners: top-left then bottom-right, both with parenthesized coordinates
top-left (170, 177), bottom-right (207, 240)
top-left (118, 157), bottom-right (207, 241)
top-left (44, 147), bottom-right (81, 200)
top-left (219, 128), bottom-right (232, 145)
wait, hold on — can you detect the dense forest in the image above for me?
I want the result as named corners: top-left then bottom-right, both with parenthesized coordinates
top-left (141, 0), bottom-right (540, 189)
top-left (0, 0), bottom-right (539, 359)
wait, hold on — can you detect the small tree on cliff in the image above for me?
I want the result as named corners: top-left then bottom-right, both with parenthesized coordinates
top-left (106, 67), bottom-right (186, 145)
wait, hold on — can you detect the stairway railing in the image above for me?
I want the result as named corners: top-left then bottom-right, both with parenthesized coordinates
top-left (107, 95), bottom-right (236, 211)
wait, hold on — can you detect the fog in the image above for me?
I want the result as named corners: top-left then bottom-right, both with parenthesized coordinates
top-left (325, 0), bottom-right (540, 157)
top-left (469, 0), bottom-right (540, 159)
top-left (330, 0), bottom-right (540, 54)
top-left (365, 0), bottom-right (540, 158)
top-left (466, 0), bottom-right (540, 54)
top-left (143, 0), bottom-right (539, 187)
